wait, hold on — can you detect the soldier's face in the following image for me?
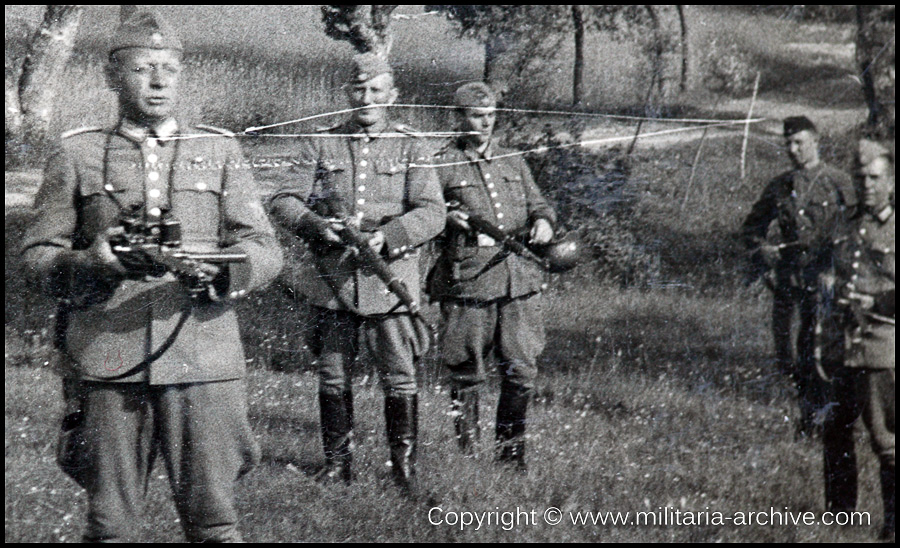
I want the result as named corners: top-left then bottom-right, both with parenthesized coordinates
top-left (785, 130), bottom-right (819, 169)
top-left (459, 107), bottom-right (496, 146)
top-left (108, 48), bottom-right (182, 124)
top-left (347, 73), bottom-right (398, 128)
top-left (860, 156), bottom-right (894, 210)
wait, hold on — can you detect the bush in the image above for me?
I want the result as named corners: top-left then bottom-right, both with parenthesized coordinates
top-left (701, 39), bottom-right (757, 96)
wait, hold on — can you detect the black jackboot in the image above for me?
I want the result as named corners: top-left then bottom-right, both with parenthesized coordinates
top-left (495, 385), bottom-right (530, 472)
top-left (385, 394), bottom-right (418, 496)
top-left (450, 387), bottom-right (480, 455)
top-left (317, 391), bottom-right (354, 484)
top-left (881, 462), bottom-right (895, 541)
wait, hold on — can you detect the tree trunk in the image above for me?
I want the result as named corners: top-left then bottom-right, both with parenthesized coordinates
top-left (676, 5), bottom-right (691, 92)
top-left (484, 30), bottom-right (513, 102)
top-left (856, 5), bottom-right (895, 138)
top-left (572, 5), bottom-right (586, 107)
top-left (120, 5), bottom-right (138, 23)
top-left (644, 5), bottom-right (665, 100)
top-left (16, 5), bottom-right (84, 150)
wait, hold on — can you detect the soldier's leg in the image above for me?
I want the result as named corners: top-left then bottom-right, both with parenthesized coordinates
top-left (80, 382), bottom-right (157, 542)
top-left (439, 301), bottom-right (495, 454)
top-left (772, 289), bottom-right (796, 376)
top-left (822, 366), bottom-right (862, 513)
top-left (366, 315), bottom-right (424, 495)
top-left (155, 379), bottom-right (259, 543)
top-left (859, 332), bottom-right (895, 538)
top-left (797, 288), bottom-right (827, 436)
top-left (495, 294), bottom-right (545, 471)
top-left (311, 307), bottom-right (359, 483)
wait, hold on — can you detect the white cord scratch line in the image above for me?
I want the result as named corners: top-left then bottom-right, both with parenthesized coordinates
top-left (412, 120), bottom-right (765, 168)
top-left (245, 104), bottom-right (769, 133)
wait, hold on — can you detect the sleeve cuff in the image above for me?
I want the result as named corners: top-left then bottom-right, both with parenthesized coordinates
top-left (380, 220), bottom-right (413, 260)
top-left (219, 245), bottom-right (253, 300)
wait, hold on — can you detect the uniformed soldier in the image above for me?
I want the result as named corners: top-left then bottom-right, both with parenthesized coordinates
top-left (741, 116), bottom-right (855, 438)
top-left (822, 139), bottom-right (894, 540)
top-left (427, 82), bottom-right (556, 471)
top-left (268, 54), bottom-right (445, 495)
top-left (20, 12), bottom-right (282, 542)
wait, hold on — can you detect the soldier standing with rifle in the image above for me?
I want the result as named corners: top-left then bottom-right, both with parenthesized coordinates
top-left (20, 12), bottom-right (282, 542)
top-left (741, 116), bottom-right (855, 438)
top-left (268, 54), bottom-right (445, 496)
top-left (822, 139), bottom-right (894, 540)
top-left (428, 83), bottom-right (557, 471)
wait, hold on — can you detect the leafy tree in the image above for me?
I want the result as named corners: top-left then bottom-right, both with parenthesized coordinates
top-left (856, 5), bottom-right (895, 139)
top-left (321, 5), bottom-right (398, 59)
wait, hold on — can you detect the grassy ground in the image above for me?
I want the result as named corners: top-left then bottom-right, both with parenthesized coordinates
top-left (5, 282), bottom-right (885, 542)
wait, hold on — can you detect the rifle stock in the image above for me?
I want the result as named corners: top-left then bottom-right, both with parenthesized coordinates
top-left (447, 201), bottom-right (553, 271)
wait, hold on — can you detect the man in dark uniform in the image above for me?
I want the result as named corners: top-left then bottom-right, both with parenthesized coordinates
top-left (428, 82), bottom-right (556, 471)
top-left (741, 116), bottom-right (855, 438)
top-left (268, 54), bottom-right (445, 495)
top-left (822, 139), bottom-right (894, 540)
top-left (20, 12), bottom-right (282, 542)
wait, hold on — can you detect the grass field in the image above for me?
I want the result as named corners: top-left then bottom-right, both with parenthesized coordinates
top-left (6, 5), bottom-right (883, 543)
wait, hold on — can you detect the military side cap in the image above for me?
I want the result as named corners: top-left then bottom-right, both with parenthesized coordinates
top-left (783, 116), bottom-right (817, 137)
top-left (352, 53), bottom-right (392, 83)
top-left (858, 138), bottom-right (892, 166)
top-left (454, 82), bottom-right (497, 108)
top-left (110, 11), bottom-right (183, 55)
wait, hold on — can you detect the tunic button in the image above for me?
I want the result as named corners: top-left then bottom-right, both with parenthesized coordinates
top-left (149, 207), bottom-right (162, 217)
top-left (196, 182), bottom-right (207, 191)
top-left (487, 183), bottom-right (495, 189)
top-left (148, 172), bottom-right (160, 182)
top-left (230, 291), bottom-right (239, 299)
top-left (497, 213), bottom-right (504, 219)
top-left (358, 198), bottom-right (365, 205)
top-left (147, 153), bottom-right (158, 164)
top-left (485, 173), bottom-right (491, 179)
top-left (798, 209), bottom-right (805, 216)
top-left (360, 160), bottom-right (368, 167)
top-left (854, 251), bottom-right (861, 257)
top-left (497, 225), bottom-right (505, 230)
top-left (859, 228), bottom-right (867, 235)
top-left (359, 173), bottom-right (367, 180)
top-left (491, 192), bottom-right (498, 198)
top-left (147, 138), bottom-right (157, 148)
top-left (362, 147), bottom-right (370, 155)
top-left (148, 189), bottom-right (161, 198)
top-left (852, 262), bottom-right (859, 269)
top-left (460, 181), bottom-right (468, 187)
top-left (356, 211), bottom-right (365, 219)
top-left (358, 185), bottom-right (366, 192)
top-left (104, 184), bottom-right (115, 191)
top-left (495, 203), bottom-right (502, 208)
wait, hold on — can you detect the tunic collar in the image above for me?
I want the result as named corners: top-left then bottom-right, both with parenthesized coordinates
top-left (117, 117), bottom-right (179, 144)
top-left (461, 139), bottom-right (494, 162)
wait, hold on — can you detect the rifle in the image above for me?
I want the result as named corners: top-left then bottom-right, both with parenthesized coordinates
top-left (301, 195), bottom-right (425, 319)
top-left (446, 200), bottom-right (580, 273)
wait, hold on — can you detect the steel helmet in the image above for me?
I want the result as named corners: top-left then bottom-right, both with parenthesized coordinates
top-left (533, 233), bottom-right (584, 273)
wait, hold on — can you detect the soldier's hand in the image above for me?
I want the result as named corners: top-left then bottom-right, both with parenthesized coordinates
top-left (847, 290), bottom-right (875, 310)
top-left (367, 230), bottom-right (385, 254)
top-left (759, 244), bottom-right (781, 267)
top-left (447, 210), bottom-right (471, 231)
top-left (87, 227), bottom-right (128, 277)
top-left (530, 218), bottom-right (554, 245)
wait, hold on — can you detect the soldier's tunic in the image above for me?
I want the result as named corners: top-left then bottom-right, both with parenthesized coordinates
top-left (269, 121), bottom-right (445, 396)
top-left (21, 119), bottom-right (282, 541)
top-left (741, 162), bottom-right (854, 428)
top-left (428, 139), bottom-right (556, 391)
top-left (821, 203), bottom-right (895, 513)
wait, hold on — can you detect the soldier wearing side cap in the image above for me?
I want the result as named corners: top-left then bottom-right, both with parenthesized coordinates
top-left (268, 53), bottom-right (445, 495)
top-left (819, 139), bottom-right (894, 540)
top-left (427, 82), bottom-right (557, 471)
top-left (741, 116), bottom-right (855, 439)
top-left (20, 12), bottom-right (282, 542)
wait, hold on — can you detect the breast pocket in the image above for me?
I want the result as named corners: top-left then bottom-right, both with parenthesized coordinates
top-left (171, 170), bottom-right (223, 244)
top-left (374, 159), bottom-right (406, 204)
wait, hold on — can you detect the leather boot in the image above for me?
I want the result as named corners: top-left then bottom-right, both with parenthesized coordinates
top-left (495, 385), bottom-right (529, 472)
top-left (881, 461), bottom-right (895, 541)
top-left (317, 391), bottom-right (353, 484)
top-left (450, 387), bottom-right (480, 455)
top-left (385, 394), bottom-right (418, 496)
